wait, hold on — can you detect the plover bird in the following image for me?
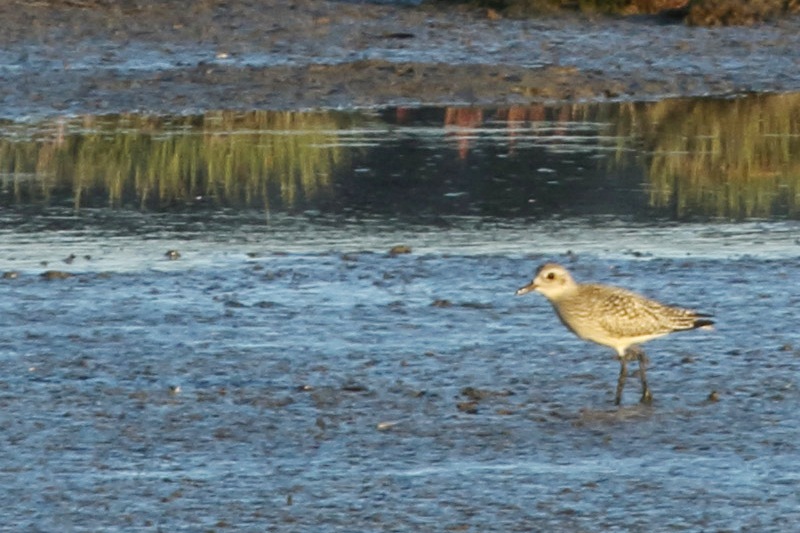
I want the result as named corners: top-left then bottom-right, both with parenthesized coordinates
top-left (516, 263), bottom-right (714, 405)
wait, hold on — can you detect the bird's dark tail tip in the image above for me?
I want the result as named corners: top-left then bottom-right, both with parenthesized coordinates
top-left (693, 316), bottom-right (715, 330)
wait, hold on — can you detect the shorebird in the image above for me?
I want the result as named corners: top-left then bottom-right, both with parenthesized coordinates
top-left (516, 263), bottom-right (714, 405)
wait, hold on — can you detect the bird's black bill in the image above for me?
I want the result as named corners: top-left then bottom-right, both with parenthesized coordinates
top-left (515, 282), bottom-right (536, 296)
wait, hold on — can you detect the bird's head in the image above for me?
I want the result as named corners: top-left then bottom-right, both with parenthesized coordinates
top-left (515, 263), bottom-right (576, 301)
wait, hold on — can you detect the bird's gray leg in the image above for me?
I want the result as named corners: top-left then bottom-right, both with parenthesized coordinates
top-left (615, 357), bottom-right (627, 406)
top-left (630, 346), bottom-right (653, 405)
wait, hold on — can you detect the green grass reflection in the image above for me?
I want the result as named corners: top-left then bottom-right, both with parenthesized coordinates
top-left (0, 111), bottom-right (353, 210)
top-left (563, 93), bottom-right (800, 218)
top-left (638, 94), bottom-right (800, 218)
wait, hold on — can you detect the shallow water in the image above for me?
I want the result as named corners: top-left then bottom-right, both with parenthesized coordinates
top-left (1, 99), bottom-right (800, 531)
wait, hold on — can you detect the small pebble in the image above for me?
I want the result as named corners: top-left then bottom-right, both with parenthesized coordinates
top-left (165, 250), bottom-right (181, 260)
top-left (2, 271), bottom-right (19, 279)
top-left (457, 401), bottom-right (479, 414)
top-left (40, 270), bottom-right (72, 280)
top-left (388, 245), bottom-right (412, 256)
top-left (708, 390), bottom-right (720, 402)
top-left (377, 421), bottom-right (400, 431)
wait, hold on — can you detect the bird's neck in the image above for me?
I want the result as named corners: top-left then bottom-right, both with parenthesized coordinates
top-left (544, 284), bottom-right (579, 304)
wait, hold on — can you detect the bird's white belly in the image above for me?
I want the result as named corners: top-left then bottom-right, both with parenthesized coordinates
top-left (553, 304), bottom-right (665, 353)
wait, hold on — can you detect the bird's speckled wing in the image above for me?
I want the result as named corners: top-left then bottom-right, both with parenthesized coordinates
top-left (580, 284), bottom-right (701, 338)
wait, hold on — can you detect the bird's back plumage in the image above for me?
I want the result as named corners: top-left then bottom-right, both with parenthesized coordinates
top-left (569, 283), bottom-right (710, 339)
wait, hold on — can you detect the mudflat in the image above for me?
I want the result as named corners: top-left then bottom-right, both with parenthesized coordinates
top-left (2, 0), bottom-right (800, 118)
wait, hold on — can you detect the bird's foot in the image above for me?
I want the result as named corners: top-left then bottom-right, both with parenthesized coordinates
top-left (640, 388), bottom-right (653, 405)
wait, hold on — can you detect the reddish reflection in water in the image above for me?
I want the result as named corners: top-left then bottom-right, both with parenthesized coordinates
top-left (439, 105), bottom-right (587, 159)
top-left (444, 107), bottom-right (484, 160)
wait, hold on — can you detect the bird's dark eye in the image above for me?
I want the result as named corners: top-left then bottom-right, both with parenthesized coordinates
top-left (546, 272), bottom-right (556, 280)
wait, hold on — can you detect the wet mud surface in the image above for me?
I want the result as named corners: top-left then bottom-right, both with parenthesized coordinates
top-left (2, 0), bottom-right (800, 118)
top-left (2, 213), bottom-right (800, 530)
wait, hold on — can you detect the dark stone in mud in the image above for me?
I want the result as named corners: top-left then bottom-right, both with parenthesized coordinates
top-left (456, 401), bottom-right (479, 414)
top-left (165, 250), bottom-right (181, 260)
top-left (341, 382), bottom-right (369, 393)
top-left (40, 270), bottom-right (73, 280)
top-left (461, 387), bottom-right (492, 401)
top-left (431, 299), bottom-right (453, 307)
top-left (458, 301), bottom-right (494, 309)
top-left (461, 386), bottom-right (514, 401)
